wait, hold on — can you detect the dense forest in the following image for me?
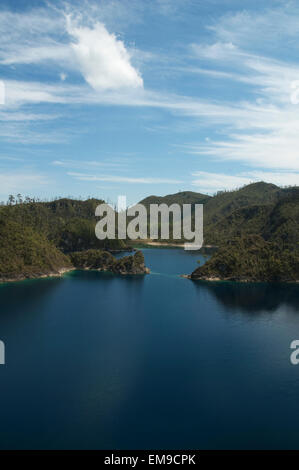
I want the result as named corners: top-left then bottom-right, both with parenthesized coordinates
top-left (141, 182), bottom-right (299, 281)
top-left (0, 197), bottom-right (145, 281)
top-left (189, 183), bottom-right (299, 282)
top-left (191, 235), bottom-right (299, 282)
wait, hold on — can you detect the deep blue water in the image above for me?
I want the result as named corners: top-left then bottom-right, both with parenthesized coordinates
top-left (1, 247), bottom-right (299, 450)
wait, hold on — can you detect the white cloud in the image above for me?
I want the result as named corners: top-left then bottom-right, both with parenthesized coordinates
top-left (187, 128), bottom-right (299, 172)
top-left (0, 6), bottom-right (143, 93)
top-left (68, 172), bottom-right (183, 184)
top-left (191, 171), bottom-right (254, 193)
top-left (66, 17), bottom-right (143, 91)
top-left (191, 42), bottom-right (242, 61)
top-left (52, 159), bottom-right (127, 169)
top-left (0, 45), bottom-right (71, 66)
top-left (0, 171), bottom-right (48, 196)
top-left (181, 7), bottom-right (299, 175)
top-left (208, 6), bottom-right (299, 51)
top-left (2, 1), bottom-right (299, 181)
top-left (191, 170), bottom-right (299, 194)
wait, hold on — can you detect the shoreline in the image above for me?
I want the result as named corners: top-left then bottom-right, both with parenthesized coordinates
top-left (0, 267), bottom-right (75, 285)
top-left (141, 241), bottom-right (185, 248)
top-left (182, 274), bottom-right (299, 284)
top-left (136, 240), bottom-right (185, 248)
top-left (133, 241), bottom-right (217, 250)
top-left (0, 265), bottom-right (150, 285)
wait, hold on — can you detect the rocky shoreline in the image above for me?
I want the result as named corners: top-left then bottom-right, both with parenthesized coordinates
top-left (0, 250), bottom-right (150, 284)
top-left (0, 267), bottom-right (75, 284)
top-left (182, 274), bottom-right (299, 284)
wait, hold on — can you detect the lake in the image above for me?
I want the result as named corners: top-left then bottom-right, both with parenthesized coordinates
top-left (0, 247), bottom-right (299, 449)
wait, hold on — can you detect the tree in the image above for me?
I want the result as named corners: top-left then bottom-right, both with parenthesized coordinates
top-left (7, 195), bottom-right (15, 205)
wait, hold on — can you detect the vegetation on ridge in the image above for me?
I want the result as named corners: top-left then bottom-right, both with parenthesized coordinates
top-left (0, 216), bottom-right (71, 281)
top-left (1, 183), bottom-right (298, 282)
top-left (191, 235), bottom-right (299, 282)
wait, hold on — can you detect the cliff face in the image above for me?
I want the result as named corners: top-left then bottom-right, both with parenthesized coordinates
top-left (70, 249), bottom-right (150, 275)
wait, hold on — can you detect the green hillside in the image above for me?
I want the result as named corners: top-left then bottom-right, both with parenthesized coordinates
top-left (0, 197), bottom-right (149, 281)
top-left (189, 185), bottom-right (299, 282)
top-left (0, 198), bottom-right (127, 253)
top-left (0, 216), bottom-right (72, 281)
top-left (263, 187), bottom-right (299, 246)
top-left (203, 182), bottom-right (280, 227)
top-left (140, 183), bottom-right (299, 281)
top-left (137, 183), bottom-right (284, 245)
top-left (203, 186), bottom-right (299, 247)
top-left (140, 191), bottom-right (211, 208)
top-left (191, 235), bottom-right (299, 282)
top-left (1, 183), bottom-right (298, 282)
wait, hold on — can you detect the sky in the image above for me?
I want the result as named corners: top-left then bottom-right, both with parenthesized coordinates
top-left (0, 0), bottom-right (299, 204)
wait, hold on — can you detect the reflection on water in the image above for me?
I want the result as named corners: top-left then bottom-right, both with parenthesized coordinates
top-left (192, 280), bottom-right (299, 314)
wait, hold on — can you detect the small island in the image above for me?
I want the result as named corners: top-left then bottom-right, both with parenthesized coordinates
top-left (70, 249), bottom-right (150, 275)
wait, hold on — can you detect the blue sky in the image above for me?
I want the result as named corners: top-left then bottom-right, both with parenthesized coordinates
top-left (0, 0), bottom-right (299, 204)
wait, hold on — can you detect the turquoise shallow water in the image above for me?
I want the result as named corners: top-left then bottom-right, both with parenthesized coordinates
top-left (0, 248), bottom-right (299, 449)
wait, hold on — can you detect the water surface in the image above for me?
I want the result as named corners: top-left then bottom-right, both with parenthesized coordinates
top-left (0, 248), bottom-right (299, 449)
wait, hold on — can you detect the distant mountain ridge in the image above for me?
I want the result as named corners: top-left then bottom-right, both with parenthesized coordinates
top-left (139, 191), bottom-right (211, 207)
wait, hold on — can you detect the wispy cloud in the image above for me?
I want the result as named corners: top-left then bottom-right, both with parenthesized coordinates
top-left (208, 4), bottom-right (299, 50)
top-left (192, 170), bottom-right (299, 194)
top-left (68, 172), bottom-right (183, 184)
top-left (52, 159), bottom-right (128, 169)
top-left (0, 170), bottom-right (48, 197)
top-left (179, 6), bottom-right (299, 173)
top-left (0, 4), bottom-right (142, 90)
top-left (1, 0), bottom-right (299, 192)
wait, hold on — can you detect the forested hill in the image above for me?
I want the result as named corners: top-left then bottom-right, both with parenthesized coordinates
top-left (189, 184), bottom-right (299, 282)
top-left (139, 182), bottom-right (298, 247)
top-left (0, 197), bottom-right (130, 281)
top-left (140, 182), bottom-right (299, 282)
top-left (1, 182), bottom-right (298, 282)
top-left (202, 185), bottom-right (299, 246)
top-left (0, 217), bottom-right (72, 282)
top-left (0, 197), bottom-right (126, 253)
top-left (139, 191), bottom-right (211, 208)
top-left (190, 235), bottom-right (299, 282)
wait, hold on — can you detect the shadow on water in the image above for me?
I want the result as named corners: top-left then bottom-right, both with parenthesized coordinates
top-left (191, 280), bottom-right (299, 314)
top-left (0, 277), bottom-right (63, 317)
